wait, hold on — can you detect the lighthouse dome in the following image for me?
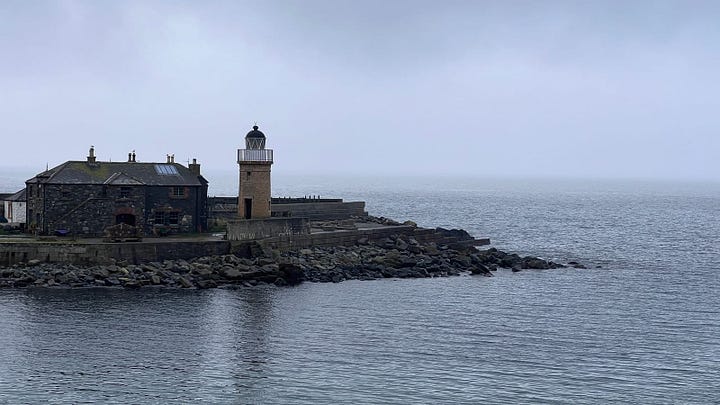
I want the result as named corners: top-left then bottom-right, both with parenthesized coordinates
top-left (246, 125), bottom-right (265, 139)
top-left (245, 125), bottom-right (266, 149)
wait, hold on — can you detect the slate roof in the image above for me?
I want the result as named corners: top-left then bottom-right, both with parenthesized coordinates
top-left (27, 161), bottom-right (208, 186)
top-left (7, 188), bottom-right (26, 201)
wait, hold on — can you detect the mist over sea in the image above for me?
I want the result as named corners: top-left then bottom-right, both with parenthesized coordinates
top-left (1, 171), bottom-right (719, 403)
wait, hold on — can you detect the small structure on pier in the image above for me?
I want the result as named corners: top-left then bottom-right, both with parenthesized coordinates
top-left (237, 125), bottom-right (273, 219)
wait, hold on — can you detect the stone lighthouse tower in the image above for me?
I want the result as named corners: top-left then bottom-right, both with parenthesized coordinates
top-left (237, 125), bottom-right (273, 219)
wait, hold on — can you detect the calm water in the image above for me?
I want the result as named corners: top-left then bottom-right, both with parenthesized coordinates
top-left (1, 173), bottom-right (719, 404)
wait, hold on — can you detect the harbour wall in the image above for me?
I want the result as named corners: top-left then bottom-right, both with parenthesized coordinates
top-left (0, 226), bottom-right (488, 267)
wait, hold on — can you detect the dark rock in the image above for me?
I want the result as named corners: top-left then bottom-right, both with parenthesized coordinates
top-left (522, 258), bottom-right (550, 270)
top-left (470, 263), bottom-right (491, 275)
top-left (197, 280), bottom-right (217, 289)
top-left (93, 268), bottom-right (110, 279)
top-left (278, 262), bottom-right (304, 286)
top-left (435, 227), bottom-right (474, 241)
top-left (178, 277), bottom-right (193, 288)
top-left (222, 268), bottom-right (242, 279)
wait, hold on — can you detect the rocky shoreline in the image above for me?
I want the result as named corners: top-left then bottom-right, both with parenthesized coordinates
top-left (0, 232), bottom-right (586, 289)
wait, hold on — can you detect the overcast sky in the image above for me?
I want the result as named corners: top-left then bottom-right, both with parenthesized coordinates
top-left (1, 0), bottom-right (718, 180)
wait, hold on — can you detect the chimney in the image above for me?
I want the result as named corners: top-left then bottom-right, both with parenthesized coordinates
top-left (132, 151), bottom-right (136, 162)
top-left (189, 158), bottom-right (201, 176)
top-left (171, 154), bottom-right (175, 163)
top-left (87, 145), bottom-right (96, 163)
top-left (128, 152), bottom-right (132, 162)
top-left (166, 154), bottom-right (171, 163)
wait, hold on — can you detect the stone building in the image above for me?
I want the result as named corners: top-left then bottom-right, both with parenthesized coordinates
top-left (237, 125), bottom-right (273, 219)
top-left (25, 148), bottom-right (208, 236)
top-left (2, 188), bottom-right (26, 225)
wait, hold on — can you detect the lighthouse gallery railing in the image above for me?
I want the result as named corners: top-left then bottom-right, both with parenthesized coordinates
top-left (237, 149), bottom-right (273, 163)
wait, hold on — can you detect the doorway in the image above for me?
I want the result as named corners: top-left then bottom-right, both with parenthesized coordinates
top-left (116, 213), bottom-right (136, 226)
top-left (244, 198), bottom-right (253, 219)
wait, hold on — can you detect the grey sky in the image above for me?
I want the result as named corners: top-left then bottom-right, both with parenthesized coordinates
top-left (1, 0), bottom-right (718, 180)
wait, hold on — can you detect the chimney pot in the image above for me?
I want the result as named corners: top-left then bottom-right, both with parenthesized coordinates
top-left (87, 146), bottom-right (96, 163)
top-left (189, 158), bottom-right (201, 176)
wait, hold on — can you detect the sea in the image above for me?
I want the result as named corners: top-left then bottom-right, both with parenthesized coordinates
top-left (0, 170), bottom-right (718, 404)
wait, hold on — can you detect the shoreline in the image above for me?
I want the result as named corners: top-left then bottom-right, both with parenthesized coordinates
top-left (0, 232), bottom-right (586, 289)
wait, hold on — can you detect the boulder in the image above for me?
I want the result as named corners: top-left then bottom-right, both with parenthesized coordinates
top-left (278, 262), bottom-right (304, 286)
top-left (522, 258), bottom-right (550, 270)
top-left (178, 277), bottom-right (193, 288)
top-left (469, 263), bottom-right (491, 275)
top-left (93, 268), bottom-right (110, 279)
top-left (221, 268), bottom-right (243, 280)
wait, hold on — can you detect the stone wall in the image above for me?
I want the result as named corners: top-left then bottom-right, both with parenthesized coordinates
top-left (3, 201), bottom-right (26, 224)
top-left (0, 240), bottom-right (230, 266)
top-left (250, 225), bottom-right (488, 251)
top-left (237, 164), bottom-right (272, 219)
top-left (270, 201), bottom-right (366, 220)
top-left (0, 226), bottom-right (487, 266)
top-left (226, 218), bottom-right (309, 241)
top-left (42, 184), bottom-right (121, 236)
top-left (26, 183), bottom-right (207, 237)
top-left (208, 198), bottom-right (367, 228)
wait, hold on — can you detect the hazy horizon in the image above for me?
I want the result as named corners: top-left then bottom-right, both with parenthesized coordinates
top-left (2, 1), bottom-right (719, 181)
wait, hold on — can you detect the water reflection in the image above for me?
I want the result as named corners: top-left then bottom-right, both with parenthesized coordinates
top-left (0, 288), bottom-right (283, 403)
top-left (198, 287), bottom-right (276, 400)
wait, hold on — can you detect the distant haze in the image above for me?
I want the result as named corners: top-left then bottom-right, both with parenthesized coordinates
top-left (1, 1), bottom-right (718, 180)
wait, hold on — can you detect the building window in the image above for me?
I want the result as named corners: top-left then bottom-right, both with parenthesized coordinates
top-left (171, 187), bottom-right (185, 198)
top-left (154, 211), bottom-right (179, 226)
top-left (120, 187), bottom-right (131, 198)
top-left (247, 171), bottom-right (251, 177)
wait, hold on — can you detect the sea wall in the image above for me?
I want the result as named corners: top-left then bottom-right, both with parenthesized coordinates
top-left (0, 240), bottom-right (230, 266)
top-left (245, 225), bottom-right (489, 251)
top-left (0, 224), bottom-right (488, 267)
top-left (208, 197), bottom-right (367, 227)
top-left (270, 200), bottom-right (367, 220)
top-left (226, 218), bottom-right (309, 241)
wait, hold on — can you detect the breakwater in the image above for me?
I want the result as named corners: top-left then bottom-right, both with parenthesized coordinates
top-left (0, 220), bottom-right (489, 267)
top-left (0, 232), bottom-right (572, 288)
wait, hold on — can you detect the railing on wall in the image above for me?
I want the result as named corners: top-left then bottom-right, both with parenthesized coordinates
top-left (237, 149), bottom-right (273, 163)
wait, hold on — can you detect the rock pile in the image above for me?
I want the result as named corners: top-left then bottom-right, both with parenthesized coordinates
top-left (0, 234), bottom-right (574, 289)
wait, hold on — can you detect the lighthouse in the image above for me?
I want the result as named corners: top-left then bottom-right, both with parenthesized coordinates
top-left (237, 125), bottom-right (273, 219)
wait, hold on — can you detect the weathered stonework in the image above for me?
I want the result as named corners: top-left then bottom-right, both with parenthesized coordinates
top-left (226, 217), bottom-right (309, 241)
top-left (238, 163), bottom-right (272, 219)
top-left (26, 161), bottom-right (208, 237)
